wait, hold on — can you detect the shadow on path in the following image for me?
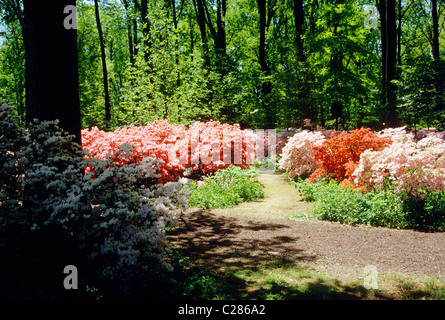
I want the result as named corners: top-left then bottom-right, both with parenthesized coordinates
top-left (169, 210), bottom-right (394, 299)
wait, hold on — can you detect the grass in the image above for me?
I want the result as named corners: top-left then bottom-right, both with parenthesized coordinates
top-left (178, 254), bottom-right (445, 300)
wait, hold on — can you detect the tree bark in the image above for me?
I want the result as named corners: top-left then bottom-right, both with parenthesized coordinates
top-left (23, 0), bottom-right (81, 144)
top-left (122, 0), bottom-right (135, 65)
top-left (192, 0), bottom-right (210, 67)
top-left (134, 0), bottom-right (151, 65)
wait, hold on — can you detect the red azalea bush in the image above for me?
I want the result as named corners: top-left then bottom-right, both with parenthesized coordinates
top-left (82, 120), bottom-right (256, 183)
top-left (308, 128), bottom-right (392, 183)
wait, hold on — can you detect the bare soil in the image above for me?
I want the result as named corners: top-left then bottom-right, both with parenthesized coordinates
top-left (170, 169), bottom-right (445, 289)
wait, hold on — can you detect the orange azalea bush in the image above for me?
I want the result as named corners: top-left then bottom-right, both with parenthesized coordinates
top-left (308, 128), bottom-right (392, 183)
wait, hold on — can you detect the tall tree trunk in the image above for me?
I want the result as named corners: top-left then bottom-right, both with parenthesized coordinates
top-left (215, 0), bottom-right (227, 73)
top-left (171, 0), bottom-right (181, 87)
top-left (378, 0), bottom-right (399, 127)
top-left (397, 0), bottom-right (402, 66)
top-left (293, 0), bottom-right (306, 62)
top-left (94, 0), bottom-right (111, 127)
top-left (122, 0), bottom-right (135, 65)
top-left (192, 0), bottom-right (210, 67)
top-left (23, 0), bottom-right (81, 144)
top-left (432, 0), bottom-right (439, 60)
top-left (140, 0), bottom-right (151, 64)
top-left (257, 0), bottom-right (274, 128)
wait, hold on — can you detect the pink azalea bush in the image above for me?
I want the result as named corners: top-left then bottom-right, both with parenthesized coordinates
top-left (182, 120), bottom-right (255, 176)
top-left (82, 120), bottom-right (256, 183)
top-left (278, 130), bottom-right (326, 178)
top-left (353, 135), bottom-right (445, 199)
top-left (82, 119), bottom-right (186, 183)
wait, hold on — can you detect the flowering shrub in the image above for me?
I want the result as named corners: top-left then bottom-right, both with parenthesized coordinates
top-left (82, 119), bottom-right (186, 183)
top-left (182, 120), bottom-right (256, 177)
top-left (278, 131), bottom-right (325, 178)
top-left (378, 126), bottom-right (412, 143)
top-left (309, 128), bottom-right (392, 183)
top-left (82, 120), bottom-right (256, 182)
top-left (353, 135), bottom-right (445, 199)
top-left (1, 103), bottom-right (189, 290)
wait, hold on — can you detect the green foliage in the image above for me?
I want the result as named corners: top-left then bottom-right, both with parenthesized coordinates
top-left (1, 0), bottom-right (444, 130)
top-left (0, 19), bottom-right (25, 123)
top-left (293, 179), bottom-right (445, 230)
top-left (396, 58), bottom-right (445, 129)
top-left (186, 166), bottom-right (264, 208)
top-left (402, 191), bottom-right (445, 231)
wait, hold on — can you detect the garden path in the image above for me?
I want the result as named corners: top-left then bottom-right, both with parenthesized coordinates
top-left (170, 170), bottom-right (445, 286)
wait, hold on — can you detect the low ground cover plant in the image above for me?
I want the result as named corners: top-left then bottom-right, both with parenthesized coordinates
top-left (186, 166), bottom-right (264, 209)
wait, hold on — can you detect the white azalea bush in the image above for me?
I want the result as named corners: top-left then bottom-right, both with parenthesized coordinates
top-left (0, 102), bottom-right (189, 289)
top-left (278, 130), bottom-right (325, 179)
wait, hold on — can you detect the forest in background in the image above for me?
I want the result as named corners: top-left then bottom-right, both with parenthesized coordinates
top-left (0, 0), bottom-right (444, 131)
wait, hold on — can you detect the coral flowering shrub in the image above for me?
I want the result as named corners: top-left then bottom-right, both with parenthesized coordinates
top-left (82, 119), bottom-right (186, 183)
top-left (308, 128), bottom-right (392, 183)
top-left (82, 120), bottom-right (256, 183)
top-left (183, 120), bottom-right (255, 176)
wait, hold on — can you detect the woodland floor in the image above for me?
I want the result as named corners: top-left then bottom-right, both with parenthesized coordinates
top-left (169, 169), bottom-right (445, 299)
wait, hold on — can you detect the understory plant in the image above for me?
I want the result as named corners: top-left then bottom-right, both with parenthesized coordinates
top-left (186, 166), bottom-right (264, 208)
top-left (293, 179), bottom-right (445, 230)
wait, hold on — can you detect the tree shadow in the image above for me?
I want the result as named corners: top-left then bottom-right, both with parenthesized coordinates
top-left (168, 210), bottom-right (399, 300)
top-left (169, 210), bottom-right (315, 272)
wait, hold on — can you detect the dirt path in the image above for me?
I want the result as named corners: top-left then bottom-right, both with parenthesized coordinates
top-left (170, 169), bottom-right (445, 284)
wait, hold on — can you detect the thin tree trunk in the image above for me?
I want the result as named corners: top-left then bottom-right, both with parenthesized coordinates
top-left (293, 0), bottom-right (306, 62)
top-left (122, 0), bottom-right (135, 65)
top-left (432, 0), bottom-right (439, 60)
top-left (94, 0), bottom-right (111, 127)
top-left (257, 0), bottom-right (274, 128)
top-left (192, 0), bottom-right (210, 67)
top-left (378, 0), bottom-right (398, 127)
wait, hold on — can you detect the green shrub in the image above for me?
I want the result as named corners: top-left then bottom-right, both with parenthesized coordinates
top-left (293, 180), bottom-right (410, 229)
top-left (402, 191), bottom-right (445, 231)
top-left (186, 166), bottom-right (264, 208)
top-left (294, 178), bottom-right (445, 230)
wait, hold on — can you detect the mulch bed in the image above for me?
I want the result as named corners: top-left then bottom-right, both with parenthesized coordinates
top-left (170, 208), bottom-right (445, 280)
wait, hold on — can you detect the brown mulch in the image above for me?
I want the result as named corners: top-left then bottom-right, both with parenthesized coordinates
top-left (169, 170), bottom-right (445, 282)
